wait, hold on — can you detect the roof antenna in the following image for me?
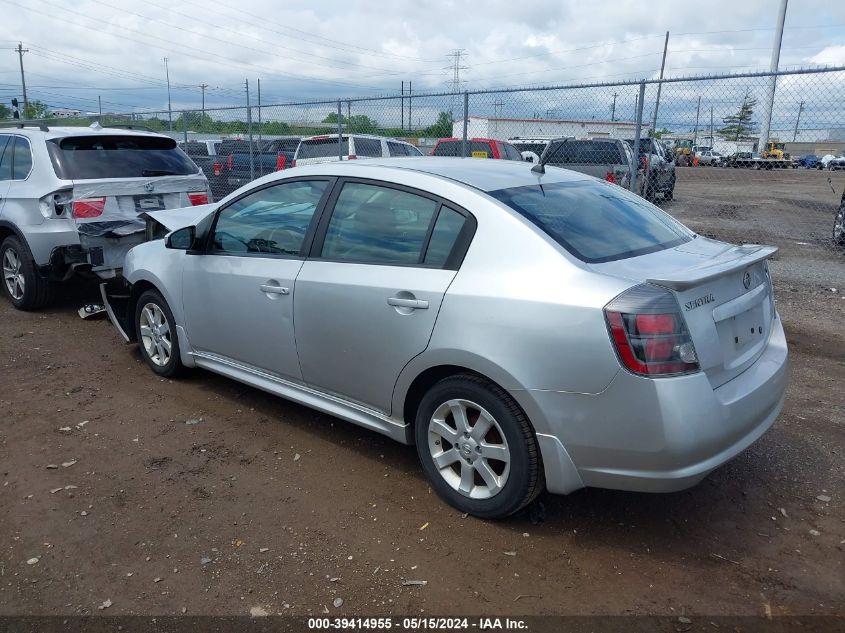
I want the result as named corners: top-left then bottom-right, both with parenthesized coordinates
top-left (532, 137), bottom-right (568, 175)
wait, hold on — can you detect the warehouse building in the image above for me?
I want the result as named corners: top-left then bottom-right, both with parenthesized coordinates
top-left (451, 116), bottom-right (649, 141)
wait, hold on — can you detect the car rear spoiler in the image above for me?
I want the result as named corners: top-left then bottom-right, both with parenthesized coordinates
top-left (646, 244), bottom-right (778, 291)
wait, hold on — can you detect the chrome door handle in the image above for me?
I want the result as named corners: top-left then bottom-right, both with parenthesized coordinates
top-left (387, 297), bottom-right (429, 310)
top-left (259, 284), bottom-right (289, 295)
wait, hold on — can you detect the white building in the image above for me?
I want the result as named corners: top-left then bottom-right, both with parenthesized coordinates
top-left (51, 108), bottom-right (83, 118)
top-left (451, 116), bottom-right (649, 141)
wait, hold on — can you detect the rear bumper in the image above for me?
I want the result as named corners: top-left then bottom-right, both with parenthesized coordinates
top-left (526, 314), bottom-right (789, 494)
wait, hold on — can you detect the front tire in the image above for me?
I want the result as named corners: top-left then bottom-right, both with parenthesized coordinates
top-left (415, 375), bottom-right (543, 519)
top-left (0, 236), bottom-right (52, 310)
top-left (134, 289), bottom-right (183, 377)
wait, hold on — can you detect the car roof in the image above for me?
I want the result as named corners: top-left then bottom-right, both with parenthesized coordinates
top-left (295, 157), bottom-right (590, 192)
top-left (4, 125), bottom-right (173, 142)
top-left (301, 134), bottom-right (413, 144)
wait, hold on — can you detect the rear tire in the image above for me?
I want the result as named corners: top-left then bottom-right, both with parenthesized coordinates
top-left (664, 174), bottom-right (676, 201)
top-left (415, 374), bottom-right (543, 519)
top-left (134, 289), bottom-right (183, 378)
top-left (833, 204), bottom-right (845, 248)
top-left (0, 236), bottom-right (52, 310)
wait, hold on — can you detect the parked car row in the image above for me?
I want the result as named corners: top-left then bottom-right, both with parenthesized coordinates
top-left (0, 122), bottom-right (791, 520)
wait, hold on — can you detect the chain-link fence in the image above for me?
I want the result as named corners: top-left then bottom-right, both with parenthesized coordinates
top-left (6, 67), bottom-right (845, 279)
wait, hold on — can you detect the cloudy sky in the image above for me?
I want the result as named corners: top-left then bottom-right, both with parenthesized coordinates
top-left (1, 0), bottom-right (844, 123)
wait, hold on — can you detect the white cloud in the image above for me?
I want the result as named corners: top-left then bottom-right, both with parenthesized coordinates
top-left (810, 45), bottom-right (845, 66)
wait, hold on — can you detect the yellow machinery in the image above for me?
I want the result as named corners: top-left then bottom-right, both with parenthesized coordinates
top-left (762, 141), bottom-right (790, 160)
top-left (674, 139), bottom-right (693, 166)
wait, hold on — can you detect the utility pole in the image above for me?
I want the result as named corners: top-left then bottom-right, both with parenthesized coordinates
top-left (245, 79), bottom-right (254, 181)
top-left (401, 81), bottom-right (404, 130)
top-left (693, 96), bottom-right (701, 146)
top-left (793, 100), bottom-right (804, 141)
top-left (15, 42), bottom-right (28, 116)
top-left (98, 95), bottom-right (102, 121)
top-left (611, 92), bottom-right (617, 121)
top-left (710, 105), bottom-right (714, 146)
top-left (408, 81), bottom-right (412, 133)
top-left (164, 57), bottom-right (173, 131)
top-left (199, 83), bottom-right (208, 116)
top-left (257, 78), bottom-right (262, 173)
top-left (759, 0), bottom-right (789, 152)
top-left (446, 49), bottom-right (468, 118)
top-left (650, 32), bottom-right (669, 137)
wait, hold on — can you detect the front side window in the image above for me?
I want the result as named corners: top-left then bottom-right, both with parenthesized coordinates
top-left (321, 182), bottom-right (439, 264)
top-left (12, 137), bottom-right (33, 179)
top-left (489, 180), bottom-right (693, 263)
top-left (211, 180), bottom-right (329, 256)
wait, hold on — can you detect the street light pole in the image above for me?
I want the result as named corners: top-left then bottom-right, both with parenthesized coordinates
top-left (758, 0), bottom-right (788, 152)
top-left (164, 57), bottom-right (173, 131)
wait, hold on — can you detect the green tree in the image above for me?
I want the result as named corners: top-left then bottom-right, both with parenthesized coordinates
top-left (0, 103), bottom-right (10, 120)
top-left (23, 100), bottom-right (51, 119)
top-left (424, 111), bottom-right (453, 138)
top-left (322, 112), bottom-right (345, 124)
top-left (718, 91), bottom-right (757, 141)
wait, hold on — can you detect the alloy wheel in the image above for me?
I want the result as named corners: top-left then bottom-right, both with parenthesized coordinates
top-left (2, 247), bottom-right (25, 301)
top-left (139, 302), bottom-right (173, 367)
top-left (427, 399), bottom-right (511, 499)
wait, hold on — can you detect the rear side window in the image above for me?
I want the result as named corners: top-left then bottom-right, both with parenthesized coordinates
top-left (48, 135), bottom-right (199, 180)
top-left (182, 143), bottom-right (209, 158)
top-left (266, 139), bottom-right (300, 153)
top-left (424, 206), bottom-right (465, 266)
top-left (353, 137), bottom-right (382, 158)
top-left (298, 137), bottom-right (349, 159)
top-left (0, 135), bottom-right (12, 181)
top-left (321, 182), bottom-right (438, 264)
top-left (543, 141), bottom-right (625, 165)
top-left (12, 137), bottom-right (33, 179)
top-left (489, 181), bottom-right (692, 263)
top-left (387, 141), bottom-right (410, 157)
top-left (501, 143), bottom-right (523, 161)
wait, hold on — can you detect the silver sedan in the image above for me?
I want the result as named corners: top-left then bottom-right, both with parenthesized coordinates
top-left (103, 158), bottom-right (789, 519)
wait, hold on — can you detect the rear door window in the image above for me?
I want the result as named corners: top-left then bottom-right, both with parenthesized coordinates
top-left (387, 141), bottom-right (409, 157)
top-left (298, 137), bottom-right (349, 159)
top-left (12, 137), bottom-right (33, 179)
top-left (489, 180), bottom-right (692, 263)
top-left (353, 137), bottom-right (382, 158)
top-left (47, 135), bottom-right (199, 180)
top-left (320, 182), bottom-right (439, 265)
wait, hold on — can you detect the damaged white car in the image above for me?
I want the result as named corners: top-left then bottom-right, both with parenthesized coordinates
top-left (0, 123), bottom-right (211, 309)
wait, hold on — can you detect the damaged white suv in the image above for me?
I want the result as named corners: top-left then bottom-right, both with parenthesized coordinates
top-left (0, 123), bottom-right (210, 309)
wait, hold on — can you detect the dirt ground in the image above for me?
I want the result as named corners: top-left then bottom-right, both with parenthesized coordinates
top-left (0, 167), bottom-right (843, 619)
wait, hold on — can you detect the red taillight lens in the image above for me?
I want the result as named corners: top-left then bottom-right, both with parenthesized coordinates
top-left (228, 155), bottom-right (233, 169)
top-left (605, 171), bottom-right (616, 184)
top-left (291, 159), bottom-right (297, 167)
top-left (605, 285), bottom-right (699, 377)
top-left (71, 197), bottom-right (106, 219)
top-left (213, 162), bottom-right (222, 176)
top-left (188, 192), bottom-right (208, 206)
top-left (275, 155), bottom-right (286, 170)
top-left (347, 154), bottom-right (357, 160)
top-left (641, 155), bottom-right (649, 170)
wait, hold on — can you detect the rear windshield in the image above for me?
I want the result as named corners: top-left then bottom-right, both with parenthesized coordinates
top-left (298, 137), bottom-right (349, 159)
top-left (49, 135), bottom-right (199, 180)
top-left (181, 142), bottom-right (209, 157)
top-left (489, 180), bottom-right (692, 263)
top-left (543, 140), bottom-right (625, 165)
top-left (218, 140), bottom-right (258, 155)
top-left (433, 140), bottom-right (494, 157)
top-left (265, 139), bottom-right (300, 153)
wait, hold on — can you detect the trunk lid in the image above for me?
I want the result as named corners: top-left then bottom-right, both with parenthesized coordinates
top-left (592, 237), bottom-right (778, 387)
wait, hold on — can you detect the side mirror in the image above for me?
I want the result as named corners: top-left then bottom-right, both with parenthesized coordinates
top-left (165, 226), bottom-right (196, 250)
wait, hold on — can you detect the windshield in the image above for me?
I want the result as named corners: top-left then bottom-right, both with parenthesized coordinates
top-left (48, 135), bottom-right (199, 180)
top-left (488, 180), bottom-right (693, 263)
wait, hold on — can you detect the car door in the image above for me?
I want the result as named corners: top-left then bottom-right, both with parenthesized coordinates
top-left (294, 179), bottom-right (474, 413)
top-left (181, 177), bottom-right (334, 381)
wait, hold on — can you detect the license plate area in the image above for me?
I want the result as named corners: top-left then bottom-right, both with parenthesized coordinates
top-left (726, 304), bottom-right (765, 351)
top-left (133, 194), bottom-right (165, 213)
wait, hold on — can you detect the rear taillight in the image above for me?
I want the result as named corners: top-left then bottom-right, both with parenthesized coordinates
top-left (640, 155), bottom-right (649, 171)
top-left (347, 154), bottom-right (357, 160)
top-left (291, 159), bottom-right (297, 167)
top-left (605, 172), bottom-right (616, 184)
top-left (604, 284), bottom-right (699, 377)
top-left (227, 155), bottom-right (233, 170)
top-left (188, 192), bottom-right (209, 206)
top-left (213, 162), bottom-right (222, 176)
top-left (275, 155), bottom-right (287, 170)
top-left (72, 197), bottom-right (106, 219)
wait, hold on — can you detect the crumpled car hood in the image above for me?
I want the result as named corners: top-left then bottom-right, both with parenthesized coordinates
top-left (141, 204), bottom-right (215, 232)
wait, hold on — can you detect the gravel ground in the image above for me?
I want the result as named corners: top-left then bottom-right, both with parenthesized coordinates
top-left (0, 167), bottom-right (842, 619)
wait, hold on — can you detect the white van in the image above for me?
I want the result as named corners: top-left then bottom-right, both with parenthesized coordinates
top-left (293, 134), bottom-right (422, 166)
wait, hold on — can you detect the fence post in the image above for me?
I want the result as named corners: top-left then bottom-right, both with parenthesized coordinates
top-left (182, 110), bottom-right (188, 145)
top-left (257, 78), bottom-right (263, 176)
top-left (462, 91), bottom-right (469, 158)
top-left (245, 79), bottom-right (255, 181)
top-left (337, 100), bottom-right (343, 160)
top-left (630, 81), bottom-right (646, 195)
